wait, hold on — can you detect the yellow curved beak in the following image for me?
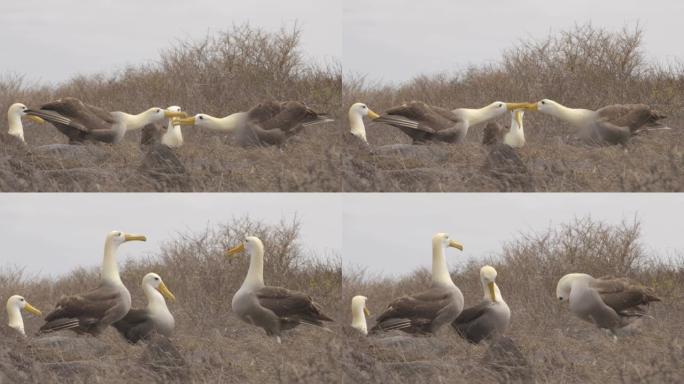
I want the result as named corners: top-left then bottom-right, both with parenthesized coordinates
top-left (488, 282), bottom-right (497, 302)
top-left (448, 240), bottom-right (464, 251)
top-left (26, 115), bottom-right (45, 124)
top-left (506, 102), bottom-right (537, 111)
top-left (363, 306), bottom-right (371, 317)
top-left (164, 111), bottom-right (187, 118)
top-left (124, 234), bottom-right (147, 242)
top-left (177, 117), bottom-right (196, 126)
top-left (226, 243), bottom-right (245, 257)
top-left (367, 109), bottom-right (380, 120)
top-left (158, 281), bottom-right (176, 302)
top-left (24, 302), bottom-right (42, 317)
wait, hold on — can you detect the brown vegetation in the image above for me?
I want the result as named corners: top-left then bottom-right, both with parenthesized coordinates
top-left (0, 25), bottom-right (344, 192)
top-left (344, 24), bottom-right (684, 191)
top-left (1, 217), bottom-right (681, 383)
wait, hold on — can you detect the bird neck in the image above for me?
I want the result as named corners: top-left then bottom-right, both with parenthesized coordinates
top-left (7, 113), bottom-right (25, 142)
top-left (348, 112), bottom-right (368, 143)
top-left (546, 103), bottom-right (595, 127)
top-left (243, 243), bottom-right (265, 288)
top-left (432, 241), bottom-right (454, 287)
top-left (118, 110), bottom-right (156, 131)
top-left (482, 281), bottom-right (504, 303)
top-left (143, 284), bottom-right (169, 313)
top-left (459, 105), bottom-right (501, 127)
top-left (6, 304), bottom-right (25, 336)
top-left (350, 303), bottom-right (368, 335)
top-left (102, 241), bottom-right (124, 286)
top-left (205, 112), bottom-right (247, 131)
top-left (161, 120), bottom-right (183, 147)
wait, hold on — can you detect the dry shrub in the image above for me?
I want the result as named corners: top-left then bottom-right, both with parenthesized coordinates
top-left (344, 23), bottom-right (684, 192)
top-left (342, 217), bottom-right (684, 383)
top-left (0, 24), bottom-right (343, 192)
top-left (0, 217), bottom-right (342, 383)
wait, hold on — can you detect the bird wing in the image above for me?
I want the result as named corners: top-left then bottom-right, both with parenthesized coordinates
top-left (112, 309), bottom-right (154, 343)
top-left (37, 97), bottom-right (115, 132)
top-left (256, 286), bottom-right (333, 323)
top-left (592, 276), bottom-right (661, 314)
top-left (596, 104), bottom-right (666, 133)
top-left (451, 301), bottom-right (499, 343)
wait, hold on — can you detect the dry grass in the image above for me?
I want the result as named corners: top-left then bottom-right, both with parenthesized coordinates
top-left (343, 24), bottom-right (684, 191)
top-left (341, 217), bottom-right (684, 383)
top-left (0, 24), bottom-right (344, 192)
top-left (0, 217), bottom-right (343, 383)
top-left (1, 217), bottom-right (681, 383)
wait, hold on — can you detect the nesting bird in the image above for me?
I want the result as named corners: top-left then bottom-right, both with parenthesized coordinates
top-left (350, 295), bottom-right (370, 335)
top-left (371, 233), bottom-right (464, 335)
top-left (113, 273), bottom-right (176, 343)
top-left (556, 273), bottom-right (661, 336)
top-left (451, 266), bottom-right (510, 343)
top-left (6, 295), bottom-right (42, 336)
top-left (40, 231), bottom-right (147, 335)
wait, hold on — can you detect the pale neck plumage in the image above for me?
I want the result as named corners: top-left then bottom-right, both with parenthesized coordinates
top-left (432, 241), bottom-right (455, 287)
top-left (161, 120), bottom-right (183, 147)
top-left (348, 111), bottom-right (368, 143)
top-left (457, 106), bottom-right (502, 127)
top-left (546, 103), bottom-right (595, 127)
top-left (7, 113), bottom-right (25, 142)
top-left (143, 284), bottom-right (169, 314)
top-left (202, 112), bottom-right (247, 132)
top-left (6, 303), bottom-right (25, 336)
top-left (117, 110), bottom-right (156, 131)
top-left (102, 241), bottom-right (124, 286)
top-left (350, 302), bottom-right (368, 335)
top-left (242, 242), bottom-right (265, 288)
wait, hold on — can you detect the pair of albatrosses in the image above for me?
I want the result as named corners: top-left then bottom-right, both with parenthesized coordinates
top-left (348, 101), bottom-right (535, 146)
top-left (226, 236), bottom-right (334, 343)
top-left (5, 295), bottom-right (42, 337)
top-left (23, 98), bottom-right (186, 145)
top-left (556, 273), bottom-right (661, 337)
top-left (350, 235), bottom-right (510, 344)
top-left (37, 231), bottom-right (176, 343)
top-left (176, 100), bottom-right (333, 148)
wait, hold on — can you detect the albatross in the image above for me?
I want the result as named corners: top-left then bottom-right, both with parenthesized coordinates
top-left (534, 99), bottom-right (669, 145)
top-left (451, 266), bottom-right (510, 343)
top-left (371, 233), bottom-right (464, 334)
top-left (112, 272), bottom-right (176, 343)
top-left (24, 98), bottom-right (185, 144)
top-left (177, 100), bottom-right (333, 147)
top-left (39, 231), bottom-right (147, 335)
top-left (350, 295), bottom-right (370, 335)
top-left (6, 295), bottom-right (42, 337)
top-left (371, 101), bottom-right (536, 144)
top-left (556, 273), bottom-right (661, 335)
top-left (4, 103), bottom-right (45, 144)
top-left (226, 236), bottom-right (334, 343)
top-left (348, 102), bottom-right (381, 144)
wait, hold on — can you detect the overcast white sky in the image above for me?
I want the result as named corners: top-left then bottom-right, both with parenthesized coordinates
top-left (0, 0), bottom-right (341, 83)
top-left (0, 194), bottom-right (342, 278)
top-left (344, 0), bottom-right (684, 83)
top-left (1, 194), bottom-right (681, 278)
top-left (343, 194), bottom-right (684, 277)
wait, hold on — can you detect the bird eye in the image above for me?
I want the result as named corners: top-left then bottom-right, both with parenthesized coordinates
top-left (498, 103), bottom-right (503, 108)
top-left (155, 277), bottom-right (160, 281)
top-left (20, 298), bottom-right (25, 301)
top-left (541, 101), bottom-right (546, 105)
top-left (362, 105), bottom-right (367, 109)
top-left (199, 116), bottom-right (204, 120)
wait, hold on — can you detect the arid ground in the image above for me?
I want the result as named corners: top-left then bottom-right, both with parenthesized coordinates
top-left (1, 217), bottom-right (681, 383)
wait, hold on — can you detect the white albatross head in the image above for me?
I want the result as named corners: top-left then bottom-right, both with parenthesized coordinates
top-left (480, 265), bottom-right (500, 302)
top-left (6, 295), bottom-right (42, 336)
top-left (6, 102), bottom-right (45, 141)
top-left (142, 272), bottom-right (176, 302)
top-left (348, 102), bottom-right (380, 144)
top-left (556, 273), bottom-right (593, 302)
